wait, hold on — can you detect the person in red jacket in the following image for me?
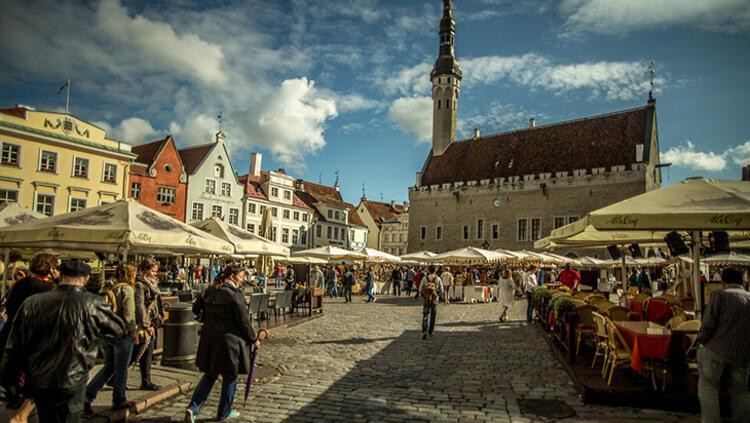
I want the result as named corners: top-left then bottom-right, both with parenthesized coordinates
top-left (559, 263), bottom-right (581, 290)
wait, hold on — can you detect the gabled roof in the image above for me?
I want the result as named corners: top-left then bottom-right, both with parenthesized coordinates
top-left (361, 199), bottom-right (407, 225)
top-left (178, 143), bottom-right (214, 175)
top-left (344, 203), bottom-right (367, 228)
top-left (421, 105), bottom-right (655, 186)
top-left (299, 181), bottom-right (346, 207)
top-left (238, 173), bottom-right (312, 210)
top-left (132, 138), bottom-right (165, 165)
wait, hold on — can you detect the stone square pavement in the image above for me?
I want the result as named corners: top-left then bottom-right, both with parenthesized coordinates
top-left (127, 295), bottom-right (699, 422)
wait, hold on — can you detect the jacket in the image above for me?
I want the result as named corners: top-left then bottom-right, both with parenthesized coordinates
top-left (135, 275), bottom-right (164, 330)
top-left (342, 271), bottom-right (355, 287)
top-left (0, 285), bottom-right (125, 391)
top-left (0, 275), bottom-right (54, 356)
top-left (193, 284), bottom-right (256, 376)
top-left (111, 283), bottom-right (138, 336)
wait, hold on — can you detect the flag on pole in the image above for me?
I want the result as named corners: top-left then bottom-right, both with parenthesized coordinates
top-left (55, 81), bottom-right (69, 95)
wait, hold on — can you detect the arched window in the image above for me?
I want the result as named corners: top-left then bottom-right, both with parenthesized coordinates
top-left (446, 98), bottom-right (451, 110)
top-left (437, 99), bottom-right (441, 109)
top-left (214, 164), bottom-right (224, 178)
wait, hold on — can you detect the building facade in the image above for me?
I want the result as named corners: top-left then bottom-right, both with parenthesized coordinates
top-left (297, 181), bottom-right (368, 249)
top-left (238, 153), bottom-right (313, 250)
top-left (407, 1), bottom-right (661, 253)
top-left (356, 199), bottom-right (408, 251)
top-left (345, 203), bottom-right (369, 250)
top-left (179, 132), bottom-right (244, 226)
top-left (129, 136), bottom-right (188, 221)
top-left (0, 105), bottom-right (135, 215)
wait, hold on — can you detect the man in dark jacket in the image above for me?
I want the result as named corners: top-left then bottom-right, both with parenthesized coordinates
top-left (0, 260), bottom-right (125, 423)
top-left (391, 267), bottom-right (402, 296)
top-left (342, 267), bottom-right (355, 303)
top-left (185, 265), bottom-right (257, 422)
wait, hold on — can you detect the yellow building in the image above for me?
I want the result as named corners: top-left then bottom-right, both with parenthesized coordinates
top-left (0, 105), bottom-right (136, 216)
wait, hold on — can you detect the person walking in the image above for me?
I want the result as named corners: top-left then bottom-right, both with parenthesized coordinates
top-left (185, 265), bottom-right (258, 423)
top-left (365, 269), bottom-right (376, 303)
top-left (274, 264), bottom-right (284, 289)
top-left (134, 258), bottom-right (164, 391)
top-left (84, 263), bottom-right (138, 413)
top-left (405, 267), bottom-right (416, 296)
top-left (524, 265), bottom-right (538, 323)
top-left (696, 267), bottom-right (750, 423)
top-left (391, 267), bottom-right (402, 296)
top-left (325, 265), bottom-right (339, 299)
top-left (342, 267), bottom-right (355, 303)
top-left (637, 267), bottom-right (652, 294)
top-left (416, 266), bottom-right (444, 340)
top-left (440, 266), bottom-right (454, 305)
top-left (497, 269), bottom-right (515, 322)
top-left (0, 260), bottom-right (125, 423)
top-left (284, 265), bottom-right (295, 291)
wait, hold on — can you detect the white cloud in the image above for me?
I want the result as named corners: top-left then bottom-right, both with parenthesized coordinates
top-left (95, 117), bottom-right (161, 144)
top-left (380, 63), bottom-right (433, 97)
top-left (169, 114), bottom-right (219, 147)
top-left (388, 96), bottom-right (433, 143)
top-left (559, 0), bottom-right (750, 38)
top-left (725, 140), bottom-right (750, 166)
top-left (233, 78), bottom-right (338, 167)
top-left (319, 92), bottom-right (380, 113)
top-left (661, 141), bottom-right (727, 172)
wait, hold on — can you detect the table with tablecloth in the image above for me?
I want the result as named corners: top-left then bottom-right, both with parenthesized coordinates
top-left (645, 299), bottom-right (673, 324)
top-left (614, 321), bottom-right (671, 374)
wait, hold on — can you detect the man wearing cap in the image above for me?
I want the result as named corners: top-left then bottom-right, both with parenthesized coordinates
top-left (0, 260), bottom-right (125, 423)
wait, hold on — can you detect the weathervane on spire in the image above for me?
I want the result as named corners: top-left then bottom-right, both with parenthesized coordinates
top-left (334, 170), bottom-right (340, 188)
top-left (648, 62), bottom-right (655, 103)
top-left (217, 110), bottom-right (225, 132)
top-left (361, 181), bottom-right (366, 200)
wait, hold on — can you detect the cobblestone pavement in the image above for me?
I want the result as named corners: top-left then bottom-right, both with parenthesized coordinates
top-left (133, 296), bottom-right (699, 422)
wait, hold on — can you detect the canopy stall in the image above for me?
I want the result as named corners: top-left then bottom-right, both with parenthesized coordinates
top-left (702, 252), bottom-right (750, 266)
top-left (400, 251), bottom-right (438, 263)
top-left (292, 246), bottom-right (367, 261)
top-left (191, 217), bottom-right (289, 257)
top-left (434, 247), bottom-right (510, 265)
top-left (356, 247), bottom-right (402, 263)
top-left (0, 203), bottom-right (50, 296)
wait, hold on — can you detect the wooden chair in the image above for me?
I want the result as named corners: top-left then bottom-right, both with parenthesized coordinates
top-left (585, 295), bottom-right (606, 306)
top-left (591, 312), bottom-right (610, 372)
top-left (576, 305), bottom-right (597, 355)
top-left (606, 305), bottom-right (630, 321)
top-left (605, 320), bottom-right (633, 385)
top-left (596, 301), bottom-right (615, 313)
top-left (665, 314), bottom-right (685, 329)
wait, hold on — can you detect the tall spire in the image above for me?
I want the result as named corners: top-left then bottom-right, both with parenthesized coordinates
top-left (430, 0), bottom-right (462, 156)
top-left (431, 0), bottom-right (462, 80)
top-left (647, 62), bottom-right (656, 105)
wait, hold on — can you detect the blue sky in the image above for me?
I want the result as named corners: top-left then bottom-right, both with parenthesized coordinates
top-left (1, 0), bottom-right (749, 205)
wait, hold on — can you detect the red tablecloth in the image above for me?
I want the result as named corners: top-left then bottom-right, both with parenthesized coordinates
top-left (614, 321), bottom-right (671, 374)
top-left (629, 300), bottom-right (644, 319)
top-left (645, 300), bottom-right (672, 324)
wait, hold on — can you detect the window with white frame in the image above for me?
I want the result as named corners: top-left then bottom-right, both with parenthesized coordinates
top-left (36, 193), bottom-right (54, 216)
top-left (192, 203), bottom-right (204, 220)
top-left (1, 142), bottom-right (20, 166)
top-left (69, 197), bottom-right (86, 212)
top-left (554, 217), bottom-right (567, 229)
top-left (131, 182), bottom-right (141, 200)
top-left (247, 223), bottom-right (255, 233)
top-left (302, 213), bottom-right (308, 222)
top-left (349, 230), bottom-right (354, 241)
top-left (292, 229), bottom-right (299, 244)
top-left (334, 211), bottom-right (340, 220)
top-left (327, 210), bottom-right (333, 219)
top-left (221, 182), bottom-right (231, 196)
top-left (229, 208), bottom-right (239, 225)
top-left (477, 219), bottom-right (484, 239)
top-left (271, 207), bottom-right (278, 217)
top-left (103, 163), bottom-right (117, 183)
top-left (282, 228), bottom-right (289, 243)
top-left (205, 179), bottom-right (216, 194)
top-left (39, 150), bottom-right (57, 173)
top-left (327, 226), bottom-right (332, 239)
top-left (260, 205), bottom-right (267, 214)
top-left (0, 189), bottom-right (18, 204)
top-left (212, 205), bottom-right (222, 218)
top-left (463, 225), bottom-right (469, 240)
top-left (531, 218), bottom-right (542, 241)
top-left (436, 226), bottom-right (442, 240)
top-left (492, 224), bottom-right (499, 240)
top-left (157, 187), bottom-right (176, 204)
top-left (517, 219), bottom-right (528, 241)
top-left (283, 190), bottom-right (291, 200)
top-left (73, 157), bottom-right (88, 178)
top-left (249, 203), bottom-right (256, 214)
top-left (271, 187), bottom-right (279, 197)
top-left (301, 231), bottom-right (307, 245)
top-left (334, 227), bottom-right (339, 239)
top-left (283, 209), bottom-right (290, 219)
top-left (293, 211), bottom-right (299, 221)
top-left (399, 233), bottom-right (404, 243)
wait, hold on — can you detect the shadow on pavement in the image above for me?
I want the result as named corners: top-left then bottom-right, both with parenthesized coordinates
top-left (311, 336), bottom-right (398, 345)
top-left (370, 297), bottom-right (421, 307)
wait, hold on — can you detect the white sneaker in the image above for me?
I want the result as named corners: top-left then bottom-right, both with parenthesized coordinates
top-left (184, 409), bottom-right (195, 423)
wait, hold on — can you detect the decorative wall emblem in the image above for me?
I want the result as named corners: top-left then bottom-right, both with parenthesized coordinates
top-left (44, 117), bottom-right (90, 138)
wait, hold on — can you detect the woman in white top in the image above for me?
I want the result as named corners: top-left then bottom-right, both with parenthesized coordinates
top-left (497, 269), bottom-right (515, 322)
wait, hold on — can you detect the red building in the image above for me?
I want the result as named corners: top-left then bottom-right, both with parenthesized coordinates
top-left (129, 136), bottom-right (188, 221)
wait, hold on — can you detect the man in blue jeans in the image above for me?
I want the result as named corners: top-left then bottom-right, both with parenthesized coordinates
top-left (696, 267), bottom-right (750, 423)
top-left (416, 266), bottom-right (444, 340)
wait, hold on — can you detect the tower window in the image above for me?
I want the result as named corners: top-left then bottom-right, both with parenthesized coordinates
top-left (447, 99), bottom-right (451, 109)
top-left (437, 100), bottom-right (441, 109)
top-left (448, 78), bottom-right (451, 84)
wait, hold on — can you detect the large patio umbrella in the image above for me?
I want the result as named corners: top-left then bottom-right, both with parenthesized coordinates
top-left (191, 217), bottom-right (289, 257)
top-left (702, 252), bottom-right (750, 266)
top-left (577, 256), bottom-right (606, 267)
top-left (434, 247), bottom-right (510, 265)
top-left (400, 251), bottom-right (438, 263)
top-left (292, 246), bottom-right (366, 261)
top-left (0, 199), bottom-right (234, 256)
top-left (356, 247), bottom-right (401, 263)
top-left (0, 203), bottom-right (49, 295)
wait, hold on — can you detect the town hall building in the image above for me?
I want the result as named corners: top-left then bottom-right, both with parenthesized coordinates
top-left (407, 0), bottom-right (663, 253)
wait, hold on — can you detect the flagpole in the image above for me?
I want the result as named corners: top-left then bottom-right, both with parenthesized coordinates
top-left (65, 79), bottom-right (71, 114)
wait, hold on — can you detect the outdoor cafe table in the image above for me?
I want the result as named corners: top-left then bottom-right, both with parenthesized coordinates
top-left (613, 321), bottom-right (671, 374)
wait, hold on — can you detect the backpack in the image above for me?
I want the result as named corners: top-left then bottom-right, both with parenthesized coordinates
top-left (421, 275), bottom-right (439, 304)
top-left (103, 282), bottom-right (129, 314)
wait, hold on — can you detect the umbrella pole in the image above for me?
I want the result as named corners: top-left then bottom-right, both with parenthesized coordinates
top-left (620, 246), bottom-right (627, 291)
top-left (2, 248), bottom-right (9, 298)
top-left (691, 231), bottom-right (701, 315)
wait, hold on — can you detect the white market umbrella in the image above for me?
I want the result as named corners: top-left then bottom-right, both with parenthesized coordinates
top-left (275, 256), bottom-right (328, 265)
top-left (702, 252), bottom-right (750, 266)
top-left (495, 249), bottom-right (531, 260)
top-left (400, 251), bottom-right (438, 263)
top-left (357, 247), bottom-right (402, 263)
top-left (191, 217), bottom-right (289, 257)
top-left (0, 199), bottom-right (234, 256)
top-left (577, 256), bottom-right (607, 267)
top-left (434, 247), bottom-right (509, 265)
top-left (292, 246), bottom-right (366, 261)
top-left (0, 203), bottom-right (46, 227)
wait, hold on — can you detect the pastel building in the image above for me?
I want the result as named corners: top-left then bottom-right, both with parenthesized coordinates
top-left (0, 105), bottom-right (135, 215)
top-left (128, 135), bottom-right (188, 221)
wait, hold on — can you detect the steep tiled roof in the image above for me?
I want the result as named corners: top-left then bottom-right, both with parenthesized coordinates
top-left (132, 138), bottom-right (166, 165)
top-left (300, 181), bottom-right (345, 207)
top-left (129, 162), bottom-right (150, 177)
top-left (178, 143), bottom-right (214, 175)
top-left (421, 105), bottom-right (653, 186)
top-left (238, 173), bottom-right (312, 210)
top-left (361, 200), bottom-right (407, 225)
top-left (344, 203), bottom-right (367, 227)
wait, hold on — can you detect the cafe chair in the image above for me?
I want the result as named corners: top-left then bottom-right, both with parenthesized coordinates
top-left (293, 287), bottom-right (308, 317)
top-left (574, 292), bottom-right (589, 300)
top-left (605, 320), bottom-right (633, 386)
top-left (616, 288), bottom-right (627, 306)
top-left (575, 305), bottom-right (597, 355)
top-left (596, 301), bottom-right (615, 313)
top-left (665, 314), bottom-right (686, 329)
top-left (606, 305), bottom-right (630, 322)
top-left (271, 291), bottom-right (293, 322)
top-left (591, 312), bottom-right (610, 372)
top-left (573, 299), bottom-right (587, 308)
top-left (585, 295), bottom-right (606, 306)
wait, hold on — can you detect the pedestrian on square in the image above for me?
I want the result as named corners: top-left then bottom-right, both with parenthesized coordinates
top-left (696, 267), bottom-right (750, 423)
top-left (187, 262), bottom-right (195, 286)
top-left (391, 266), bottom-right (402, 296)
top-left (440, 266), bottom-right (454, 305)
top-left (325, 265), bottom-right (339, 299)
top-left (365, 269), bottom-right (376, 303)
top-left (134, 258), bottom-right (164, 391)
top-left (185, 265), bottom-right (258, 423)
top-left (497, 269), bottom-right (515, 322)
top-left (0, 260), bottom-right (125, 423)
top-left (84, 263), bottom-right (138, 414)
top-left (637, 267), bottom-right (652, 294)
top-left (342, 267), bottom-right (355, 303)
top-left (524, 265), bottom-right (538, 322)
top-left (405, 267), bottom-right (416, 296)
top-left (284, 265), bottom-right (295, 291)
top-left (416, 265), bottom-right (444, 340)
top-left (310, 265), bottom-right (324, 290)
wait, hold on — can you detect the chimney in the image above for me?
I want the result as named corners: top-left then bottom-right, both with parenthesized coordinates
top-left (529, 118), bottom-right (536, 128)
top-left (403, 201), bottom-right (409, 212)
top-left (249, 153), bottom-right (262, 176)
top-left (473, 128), bottom-right (480, 139)
top-left (296, 178), bottom-right (305, 191)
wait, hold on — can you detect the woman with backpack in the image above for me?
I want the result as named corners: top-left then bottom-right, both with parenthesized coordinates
top-left (84, 263), bottom-right (137, 413)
